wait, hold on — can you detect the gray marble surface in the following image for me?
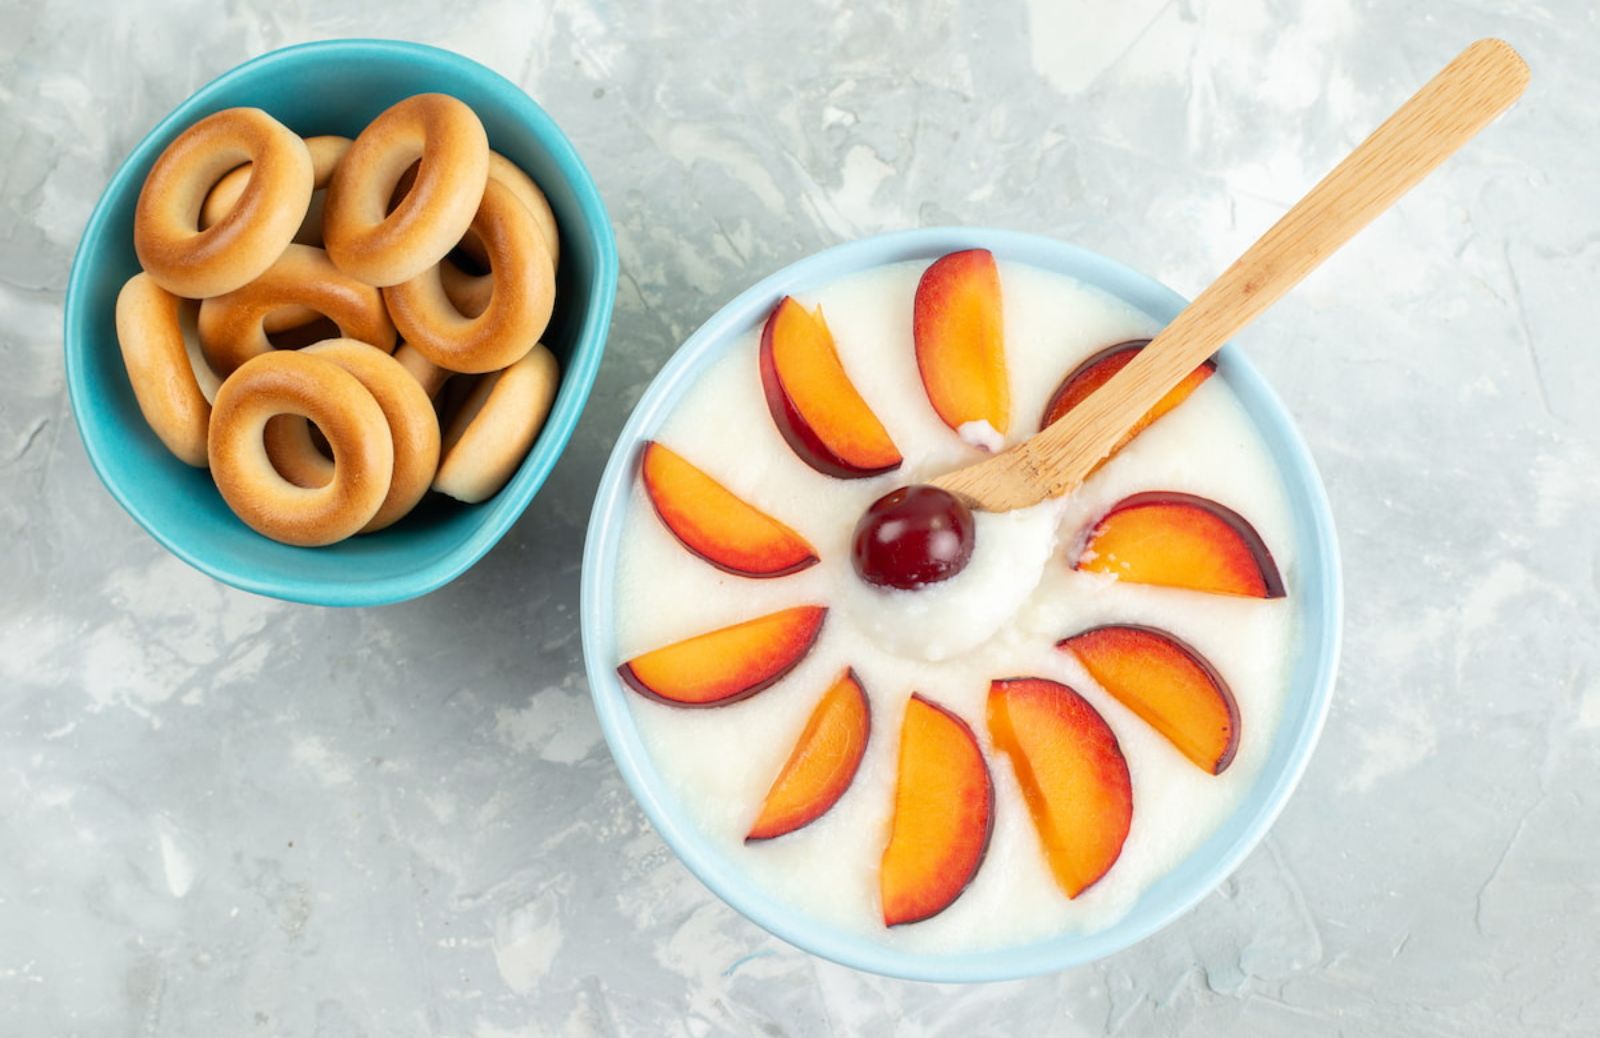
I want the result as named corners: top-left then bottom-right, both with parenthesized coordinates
top-left (3, 1), bottom-right (1597, 1034)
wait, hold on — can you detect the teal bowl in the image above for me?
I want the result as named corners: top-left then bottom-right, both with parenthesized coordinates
top-left (581, 227), bottom-right (1342, 981)
top-left (65, 40), bottom-right (617, 606)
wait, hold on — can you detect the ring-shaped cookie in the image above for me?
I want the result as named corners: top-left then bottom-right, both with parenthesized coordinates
top-left (176, 297), bottom-right (225, 405)
top-left (202, 134), bottom-right (350, 248)
top-left (455, 151), bottom-right (560, 271)
top-left (263, 339), bottom-right (441, 533)
top-left (393, 344), bottom-right (454, 399)
top-left (433, 343), bottom-right (560, 503)
top-left (197, 244), bottom-right (396, 377)
top-left (115, 273), bottom-right (211, 466)
top-left (134, 107), bottom-right (313, 298)
top-left (439, 257), bottom-right (493, 319)
top-left (202, 134), bottom-right (352, 332)
top-left (322, 94), bottom-right (489, 287)
top-left (383, 179), bottom-right (555, 374)
top-left (208, 350), bottom-right (394, 546)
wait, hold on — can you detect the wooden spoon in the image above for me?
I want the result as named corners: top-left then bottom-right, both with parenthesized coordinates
top-left (933, 38), bottom-right (1529, 513)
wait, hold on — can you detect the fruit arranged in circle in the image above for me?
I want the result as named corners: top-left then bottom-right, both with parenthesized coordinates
top-left (760, 296), bottom-right (902, 478)
top-left (1040, 340), bottom-right (1216, 469)
top-left (747, 668), bottom-right (872, 842)
top-left (851, 484), bottom-right (976, 590)
top-left (640, 440), bottom-right (819, 578)
top-left (624, 253), bottom-right (1291, 926)
top-left (913, 248), bottom-right (1009, 440)
top-left (619, 605), bottom-right (827, 707)
top-left (1060, 625), bottom-right (1239, 774)
top-left (986, 677), bottom-right (1133, 899)
top-left (880, 693), bottom-right (994, 926)
top-left (1076, 491), bottom-right (1285, 599)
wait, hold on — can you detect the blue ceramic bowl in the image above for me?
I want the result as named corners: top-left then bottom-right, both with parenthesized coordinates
top-left (581, 228), bottom-right (1341, 982)
top-left (65, 40), bottom-right (617, 606)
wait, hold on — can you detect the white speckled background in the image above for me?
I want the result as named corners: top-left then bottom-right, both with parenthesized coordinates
top-left (2, 1), bottom-right (1596, 1034)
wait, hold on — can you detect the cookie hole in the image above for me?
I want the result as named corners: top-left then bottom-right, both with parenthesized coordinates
top-left (265, 315), bottom-right (342, 350)
top-left (264, 415), bottom-right (334, 488)
top-left (440, 259), bottom-right (491, 319)
top-left (388, 159), bottom-right (422, 214)
top-left (446, 243), bottom-right (490, 277)
top-left (197, 162), bottom-right (253, 231)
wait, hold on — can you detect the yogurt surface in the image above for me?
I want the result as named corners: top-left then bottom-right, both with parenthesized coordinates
top-left (612, 258), bottom-right (1298, 952)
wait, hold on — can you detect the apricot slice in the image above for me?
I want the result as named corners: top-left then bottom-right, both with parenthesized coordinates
top-left (1060, 625), bottom-right (1239, 774)
top-left (1040, 340), bottom-right (1215, 468)
top-left (1076, 492), bottom-right (1286, 599)
top-left (879, 694), bottom-right (993, 926)
top-left (913, 248), bottom-right (1009, 438)
top-left (760, 296), bottom-right (902, 478)
top-left (746, 668), bottom-right (871, 841)
top-left (640, 441), bottom-right (818, 578)
top-left (618, 606), bottom-right (827, 707)
top-left (986, 677), bottom-right (1133, 899)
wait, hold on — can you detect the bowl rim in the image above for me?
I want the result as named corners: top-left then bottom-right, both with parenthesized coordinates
top-left (63, 38), bottom-right (619, 606)
top-left (580, 226), bottom-right (1343, 982)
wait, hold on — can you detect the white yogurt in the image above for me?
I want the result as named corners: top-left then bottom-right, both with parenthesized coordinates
top-left (612, 259), bottom-right (1298, 952)
top-left (838, 499), bottom-right (1065, 661)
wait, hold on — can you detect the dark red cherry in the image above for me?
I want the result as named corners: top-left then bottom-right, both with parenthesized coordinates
top-left (851, 485), bottom-right (975, 590)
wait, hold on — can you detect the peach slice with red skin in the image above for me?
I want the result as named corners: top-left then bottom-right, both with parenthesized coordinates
top-left (760, 296), bottom-right (902, 478)
top-left (746, 668), bottom-right (871, 841)
top-left (1076, 492), bottom-right (1286, 599)
top-left (640, 441), bottom-right (818, 578)
top-left (1040, 340), bottom-right (1215, 469)
top-left (986, 677), bottom-right (1133, 899)
top-left (618, 605), bottom-right (827, 708)
top-left (914, 248), bottom-right (1009, 438)
top-left (880, 694), bottom-right (993, 926)
top-left (1060, 625), bottom-right (1239, 774)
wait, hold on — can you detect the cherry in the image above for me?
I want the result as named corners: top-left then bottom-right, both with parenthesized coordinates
top-left (851, 485), bottom-right (975, 590)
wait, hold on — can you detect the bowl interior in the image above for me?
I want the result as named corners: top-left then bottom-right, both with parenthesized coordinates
top-left (581, 227), bottom-right (1342, 982)
top-left (65, 40), bottom-right (617, 606)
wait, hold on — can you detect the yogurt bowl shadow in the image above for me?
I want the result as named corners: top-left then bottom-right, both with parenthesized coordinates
top-left (580, 227), bottom-right (1341, 982)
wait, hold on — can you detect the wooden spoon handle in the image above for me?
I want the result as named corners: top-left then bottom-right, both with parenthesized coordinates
top-left (935, 38), bottom-right (1529, 512)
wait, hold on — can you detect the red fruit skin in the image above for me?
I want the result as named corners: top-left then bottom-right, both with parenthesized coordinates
top-left (880, 692), bottom-right (995, 927)
top-left (638, 440), bottom-right (819, 579)
top-left (1077, 491), bottom-right (1286, 599)
top-left (1059, 624), bottom-right (1240, 775)
top-left (851, 484), bottom-right (976, 590)
top-left (745, 667), bottom-right (872, 842)
top-left (617, 607), bottom-right (828, 709)
top-left (759, 298), bottom-right (902, 480)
